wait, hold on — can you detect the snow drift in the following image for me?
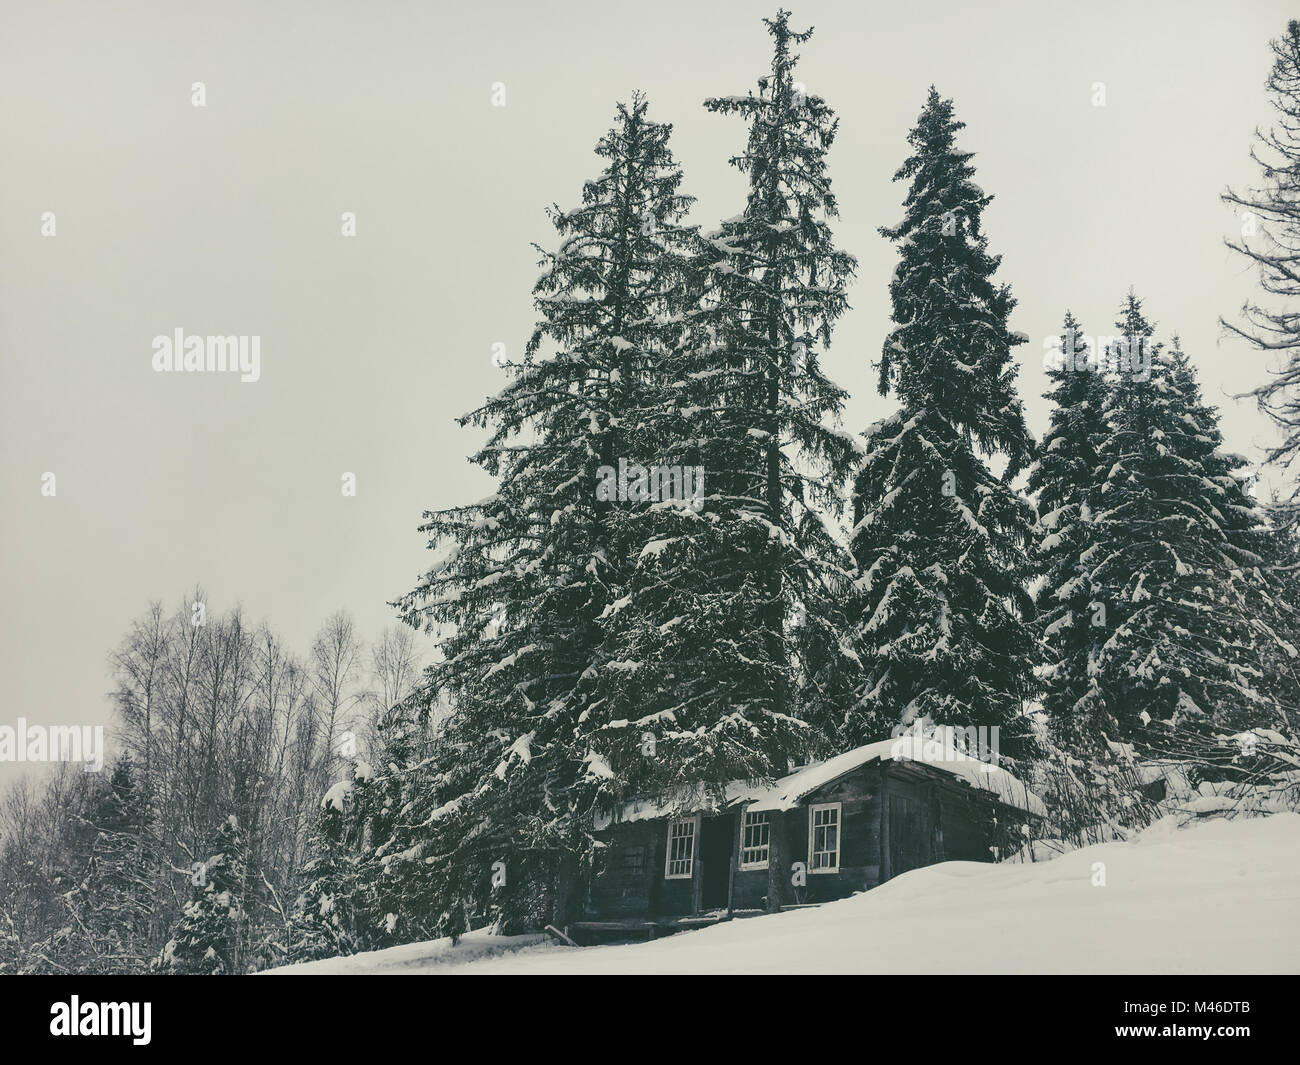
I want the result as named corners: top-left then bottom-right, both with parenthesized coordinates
top-left (266, 813), bottom-right (1300, 975)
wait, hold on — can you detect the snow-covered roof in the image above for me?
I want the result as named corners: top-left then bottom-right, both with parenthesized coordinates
top-left (591, 784), bottom-right (751, 831)
top-left (741, 734), bottom-right (1045, 817)
top-left (592, 733), bottom-right (1046, 828)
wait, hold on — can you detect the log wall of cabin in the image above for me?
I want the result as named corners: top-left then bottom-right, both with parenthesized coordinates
top-left (584, 821), bottom-right (652, 918)
top-left (795, 767), bottom-right (882, 903)
top-left (585, 763), bottom-right (1033, 920)
top-left (584, 819), bottom-right (694, 919)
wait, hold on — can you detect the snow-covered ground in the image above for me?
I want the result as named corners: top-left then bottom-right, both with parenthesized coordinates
top-left (266, 813), bottom-right (1300, 975)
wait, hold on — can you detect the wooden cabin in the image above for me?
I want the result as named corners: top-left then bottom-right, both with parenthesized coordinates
top-left (578, 735), bottom-right (1044, 937)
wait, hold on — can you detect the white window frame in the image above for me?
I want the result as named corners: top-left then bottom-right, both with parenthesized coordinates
top-left (664, 813), bottom-right (700, 880)
top-left (739, 808), bottom-right (771, 870)
top-left (808, 802), bottom-right (842, 874)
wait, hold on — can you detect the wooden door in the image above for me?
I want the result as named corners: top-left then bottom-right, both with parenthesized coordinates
top-left (888, 794), bottom-right (930, 877)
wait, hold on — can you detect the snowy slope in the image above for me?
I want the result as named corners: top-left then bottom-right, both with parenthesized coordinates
top-left (264, 931), bottom-right (554, 974)
top-left (266, 813), bottom-right (1300, 975)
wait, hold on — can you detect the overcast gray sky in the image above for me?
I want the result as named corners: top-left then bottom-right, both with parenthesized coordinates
top-left (0, 0), bottom-right (1292, 784)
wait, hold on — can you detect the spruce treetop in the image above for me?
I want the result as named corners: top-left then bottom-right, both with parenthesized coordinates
top-left (878, 87), bottom-right (1031, 473)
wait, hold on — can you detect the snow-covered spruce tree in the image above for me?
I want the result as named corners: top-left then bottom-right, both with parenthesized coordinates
top-left (1259, 510), bottom-right (1300, 717)
top-left (157, 814), bottom-right (248, 974)
top-left (850, 87), bottom-right (1039, 763)
top-left (1223, 20), bottom-right (1300, 525)
top-left (351, 700), bottom-right (434, 948)
top-left (82, 758), bottom-right (156, 971)
top-left (581, 9), bottom-right (860, 809)
top-left (284, 764), bottom-right (373, 964)
top-left (696, 10), bottom-right (861, 752)
top-left (1167, 343), bottom-right (1300, 784)
top-left (31, 757), bottom-right (157, 974)
top-left (1028, 314), bottom-right (1111, 749)
top-left (1025, 322), bottom-right (1151, 842)
top-left (1090, 294), bottom-right (1292, 770)
top-left (1246, 513), bottom-right (1300, 806)
top-left (382, 95), bottom-right (697, 937)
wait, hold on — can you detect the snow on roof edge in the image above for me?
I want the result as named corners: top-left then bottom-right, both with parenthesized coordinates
top-left (592, 734), bottom-right (1046, 828)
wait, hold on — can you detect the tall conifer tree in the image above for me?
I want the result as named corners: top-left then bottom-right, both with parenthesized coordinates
top-left (382, 96), bottom-right (696, 935)
top-left (578, 11), bottom-right (861, 815)
top-left (1029, 314), bottom-right (1110, 748)
top-left (158, 815), bottom-right (248, 974)
top-left (850, 88), bottom-right (1039, 763)
top-left (1092, 295), bottom-right (1292, 762)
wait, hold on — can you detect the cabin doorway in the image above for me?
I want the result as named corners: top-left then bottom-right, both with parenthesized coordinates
top-left (699, 816), bottom-right (732, 911)
top-left (888, 794), bottom-right (930, 877)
